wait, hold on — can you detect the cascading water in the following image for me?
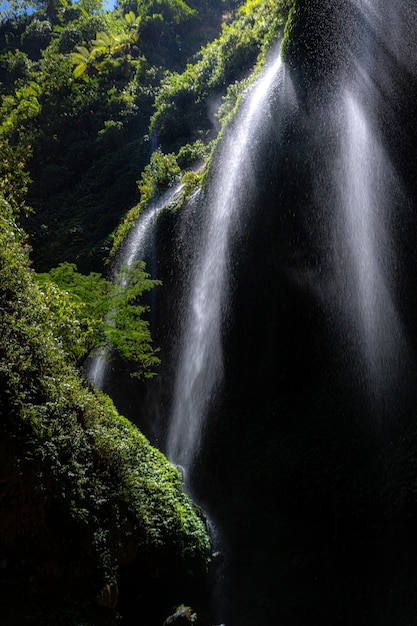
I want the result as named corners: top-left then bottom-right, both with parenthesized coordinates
top-left (156, 3), bottom-right (417, 625)
top-left (121, 185), bottom-right (183, 269)
top-left (336, 91), bottom-right (406, 400)
top-left (86, 345), bottom-right (109, 391)
top-left (167, 48), bottom-right (288, 472)
top-left (327, 0), bottom-right (417, 417)
top-left (86, 2), bottom-right (417, 624)
top-left (86, 184), bottom-right (183, 390)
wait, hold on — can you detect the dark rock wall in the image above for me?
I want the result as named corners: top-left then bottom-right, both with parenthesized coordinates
top-left (188, 2), bottom-right (417, 624)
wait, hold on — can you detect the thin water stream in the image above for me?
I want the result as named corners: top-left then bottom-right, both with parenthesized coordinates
top-left (86, 184), bottom-right (183, 390)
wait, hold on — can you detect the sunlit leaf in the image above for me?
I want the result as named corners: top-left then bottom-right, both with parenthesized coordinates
top-left (73, 61), bottom-right (87, 78)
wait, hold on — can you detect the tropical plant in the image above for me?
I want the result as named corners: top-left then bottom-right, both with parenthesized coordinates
top-left (37, 260), bottom-right (161, 377)
top-left (70, 13), bottom-right (141, 79)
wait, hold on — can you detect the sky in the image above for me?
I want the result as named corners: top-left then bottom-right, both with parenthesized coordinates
top-left (0, 0), bottom-right (118, 17)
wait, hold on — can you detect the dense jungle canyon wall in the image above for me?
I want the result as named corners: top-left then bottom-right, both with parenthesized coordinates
top-left (0, 199), bottom-right (212, 626)
top-left (0, 0), bottom-right (293, 624)
top-left (3, 0), bottom-right (417, 625)
top-left (0, 0), bottom-right (241, 273)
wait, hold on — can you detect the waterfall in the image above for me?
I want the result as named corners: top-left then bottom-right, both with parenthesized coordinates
top-left (85, 345), bottom-right (109, 390)
top-left (153, 3), bottom-right (417, 625)
top-left (79, 3), bottom-right (417, 622)
top-left (336, 91), bottom-right (406, 399)
top-left (160, 7), bottom-right (417, 622)
top-left (86, 184), bottom-right (183, 390)
top-left (167, 48), bottom-right (286, 471)
top-left (120, 185), bottom-right (183, 270)
top-left (326, 0), bottom-right (415, 412)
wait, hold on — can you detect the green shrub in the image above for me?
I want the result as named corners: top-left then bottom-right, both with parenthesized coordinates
top-left (150, 0), bottom-right (291, 148)
top-left (0, 187), bottom-right (210, 621)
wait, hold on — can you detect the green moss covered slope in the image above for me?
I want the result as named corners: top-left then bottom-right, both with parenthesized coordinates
top-left (0, 188), bottom-right (210, 624)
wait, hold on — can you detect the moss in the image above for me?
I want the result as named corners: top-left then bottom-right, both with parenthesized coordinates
top-left (280, 0), bottom-right (296, 63)
top-left (110, 140), bottom-right (210, 257)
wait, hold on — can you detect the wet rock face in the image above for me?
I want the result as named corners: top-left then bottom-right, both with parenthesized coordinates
top-left (283, 0), bottom-right (356, 95)
top-left (187, 3), bottom-right (417, 626)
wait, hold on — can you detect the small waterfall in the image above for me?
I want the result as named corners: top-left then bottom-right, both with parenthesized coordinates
top-left (121, 185), bottom-right (183, 270)
top-left (167, 49), bottom-right (286, 471)
top-left (86, 184), bottom-right (183, 390)
top-left (86, 345), bottom-right (109, 390)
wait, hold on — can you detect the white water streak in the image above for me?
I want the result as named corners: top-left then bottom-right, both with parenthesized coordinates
top-left (340, 92), bottom-right (403, 391)
top-left (168, 52), bottom-right (284, 469)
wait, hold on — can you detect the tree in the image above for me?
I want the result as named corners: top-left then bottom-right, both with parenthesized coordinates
top-left (36, 260), bottom-right (161, 378)
top-left (0, 0), bottom-right (37, 23)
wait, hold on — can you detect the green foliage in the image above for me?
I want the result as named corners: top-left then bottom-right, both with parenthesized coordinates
top-left (0, 140), bottom-right (32, 218)
top-left (0, 179), bottom-right (210, 620)
top-left (0, 0), bottom-right (215, 270)
top-left (180, 168), bottom-right (202, 199)
top-left (21, 18), bottom-right (53, 59)
top-left (150, 0), bottom-right (291, 149)
top-left (176, 138), bottom-right (208, 168)
top-left (70, 17), bottom-right (141, 80)
top-left (37, 260), bottom-right (161, 377)
top-left (77, 0), bottom-right (103, 13)
top-left (56, 13), bottom-right (108, 53)
top-left (0, 79), bottom-right (42, 138)
top-left (0, 0), bottom-right (38, 23)
top-left (111, 148), bottom-right (182, 251)
top-left (0, 49), bottom-right (32, 87)
top-left (138, 149), bottom-right (181, 199)
top-left (216, 73), bottom-right (252, 126)
top-left (0, 0), bottom-right (259, 272)
top-left (36, 278), bottom-right (100, 366)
